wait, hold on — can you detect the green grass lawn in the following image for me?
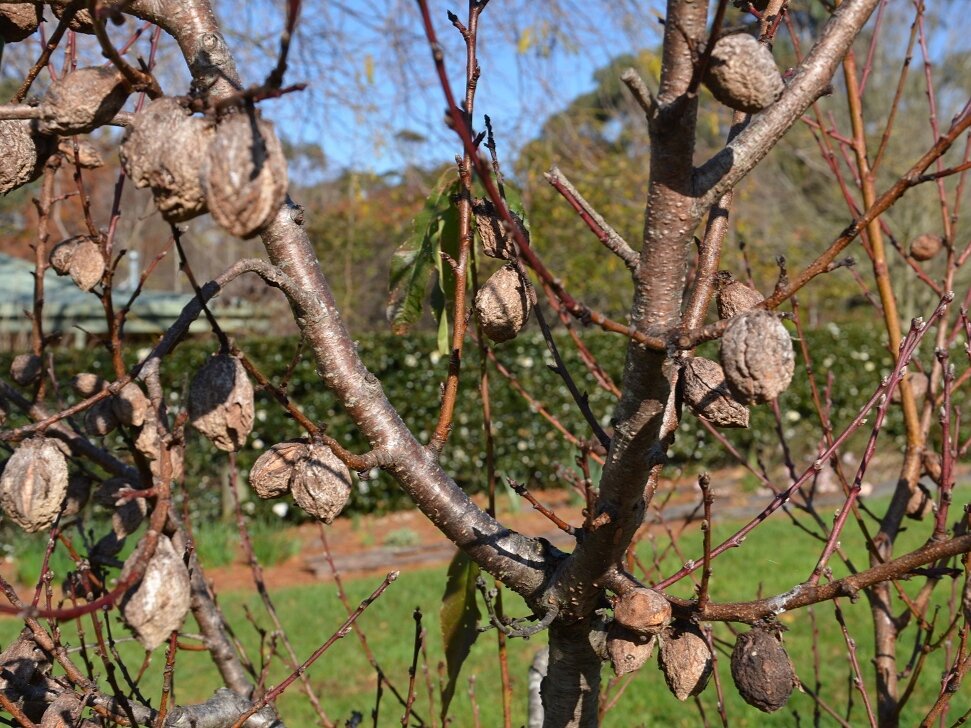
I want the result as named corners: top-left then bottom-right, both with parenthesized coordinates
top-left (2, 497), bottom-right (968, 727)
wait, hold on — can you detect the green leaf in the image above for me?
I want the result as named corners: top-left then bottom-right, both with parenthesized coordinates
top-left (439, 549), bottom-right (481, 722)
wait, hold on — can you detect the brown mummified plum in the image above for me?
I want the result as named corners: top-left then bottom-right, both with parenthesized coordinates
top-left (0, 3), bottom-right (41, 43)
top-left (658, 622), bottom-right (714, 701)
top-left (703, 34), bottom-right (785, 114)
top-left (474, 264), bottom-right (532, 342)
top-left (188, 353), bottom-right (255, 452)
top-left (730, 625), bottom-right (798, 713)
top-left (290, 443), bottom-right (352, 524)
top-left (715, 270), bottom-right (763, 320)
top-left (909, 233), bottom-right (944, 262)
top-left (10, 352), bottom-right (42, 386)
top-left (607, 621), bottom-right (656, 677)
top-left (720, 311), bottom-right (794, 404)
top-left (0, 438), bottom-right (69, 533)
top-left (120, 97), bottom-right (215, 222)
top-left (120, 535), bottom-right (191, 650)
top-left (38, 66), bottom-right (130, 136)
top-left (473, 197), bottom-right (527, 260)
top-left (613, 587), bottom-right (672, 635)
top-left (0, 119), bottom-right (57, 196)
top-left (250, 439), bottom-right (308, 499)
top-left (201, 110), bottom-right (288, 238)
top-left (682, 357), bottom-right (750, 428)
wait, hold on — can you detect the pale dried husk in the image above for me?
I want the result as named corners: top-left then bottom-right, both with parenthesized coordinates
top-left (910, 233), bottom-right (943, 262)
top-left (474, 264), bottom-right (532, 342)
top-left (67, 239), bottom-right (105, 291)
top-left (50, 236), bottom-right (88, 275)
top-left (704, 34), bottom-right (784, 113)
top-left (250, 439), bottom-right (308, 499)
top-left (730, 626), bottom-right (797, 713)
top-left (10, 353), bottom-right (42, 386)
top-left (120, 535), bottom-right (191, 650)
top-left (59, 138), bottom-right (104, 168)
top-left (291, 443), bottom-right (352, 523)
top-left (112, 382), bottom-right (150, 427)
top-left (613, 587), bottom-right (671, 635)
top-left (683, 357), bottom-right (750, 428)
top-left (0, 438), bottom-right (69, 533)
top-left (52, 4), bottom-right (96, 34)
top-left (473, 198), bottom-right (526, 260)
top-left (201, 111), bottom-right (288, 238)
top-left (120, 97), bottom-right (214, 222)
top-left (720, 311), bottom-right (794, 404)
top-left (71, 371), bottom-right (106, 397)
top-left (40, 692), bottom-right (88, 728)
top-left (188, 353), bottom-right (255, 452)
top-left (39, 66), bottom-right (129, 136)
top-left (0, 4), bottom-right (41, 43)
top-left (0, 119), bottom-right (56, 196)
top-left (658, 622), bottom-right (713, 701)
top-left (607, 622), bottom-right (656, 677)
top-left (715, 271), bottom-right (762, 319)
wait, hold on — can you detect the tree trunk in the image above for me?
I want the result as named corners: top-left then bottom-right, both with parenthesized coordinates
top-left (541, 620), bottom-right (604, 728)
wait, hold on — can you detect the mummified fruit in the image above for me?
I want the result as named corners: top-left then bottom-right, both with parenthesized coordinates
top-left (473, 198), bottom-right (527, 260)
top-left (10, 353), bottom-right (42, 386)
top-left (188, 353), bottom-right (255, 452)
top-left (715, 271), bottom-right (763, 320)
top-left (59, 138), bottom-right (104, 168)
top-left (71, 371), bottom-right (107, 397)
top-left (0, 438), bottom-right (69, 533)
top-left (613, 587), bottom-right (671, 635)
top-left (0, 3), bottom-right (41, 43)
top-left (891, 370), bottom-right (929, 404)
top-left (720, 311), bottom-right (794, 404)
top-left (607, 621), bottom-right (656, 676)
top-left (120, 97), bottom-right (215, 222)
top-left (50, 236), bottom-right (87, 275)
top-left (909, 233), bottom-right (943, 262)
top-left (201, 111), bottom-right (288, 238)
top-left (0, 119), bottom-right (56, 196)
top-left (112, 382), bottom-right (150, 427)
top-left (658, 622), bottom-right (714, 701)
top-left (250, 439), bottom-right (308, 499)
top-left (120, 535), bottom-right (191, 650)
top-left (703, 34), bottom-right (784, 114)
top-left (730, 625), bottom-right (798, 713)
top-left (290, 443), bottom-right (352, 523)
top-left (39, 66), bottom-right (129, 136)
top-left (682, 357), bottom-right (750, 428)
top-left (52, 4), bottom-right (97, 34)
top-left (68, 239), bottom-right (105, 291)
top-left (40, 691), bottom-right (85, 728)
top-left (112, 498), bottom-right (148, 538)
top-left (474, 264), bottom-right (532, 342)
top-left (84, 399), bottom-right (119, 437)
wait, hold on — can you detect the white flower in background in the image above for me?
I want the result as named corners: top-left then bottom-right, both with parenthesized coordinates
top-left (404, 353), bottom-right (419, 368)
top-left (272, 502), bottom-right (289, 518)
top-left (430, 350), bottom-right (442, 365)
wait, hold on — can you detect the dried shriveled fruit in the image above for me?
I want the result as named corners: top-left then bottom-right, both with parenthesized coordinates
top-left (720, 311), bottom-right (794, 404)
top-left (250, 440), bottom-right (307, 499)
top-left (120, 97), bottom-right (214, 222)
top-left (62, 475), bottom-right (91, 518)
top-left (730, 626), bottom-right (797, 713)
top-left (52, 4), bottom-right (96, 34)
top-left (658, 622), bottom-right (713, 701)
top-left (59, 138), bottom-right (104, 168)
top-left (84, 399), bottom-right (118, 436)
top-left (715, 271), bottom-right (762, 319)
top-left (120, 535), bottom-right (191, 650)
top-left (39, 66), bottom-right (129, 136)
top-left (291, 443), bottom-right (352, 523)
top-left (10, 353), bottom-right (42, 386)
top-left (682, 357), bottom-right (750, 428)
top-left (473, 198), bottom-right (526, 260)
top-left (40, 692), bottom-right (86, 728)
top-left (909, 233), bottom-right (943, 261)
top-left (201, 111), bottom-right (288, 238)
top-left (188, 353), bottom-right (254, 452)
top-left (474, 264), bottom-right (532, 342)
top-left (613, 587), bottom-right (671, 635)
top-left (67, 239), bottom-right (105, 291)
top-left (71, 371), bottom-right (106, 397)
top-left (50, 236), bottom-right (87, 274)
top-left (0, 438), bottom-right (69, 533)
top-left (112, 382), bottom-right (149, 427)
top-left (112, 498), bottom-right (147, 538)
top-left (703, 34), bottom-right (784, 113)
top-left (607, 622), bottom-right (656, 676)
top-left (0, 3), bottom-right (41, 42)
top-left (0, 119), bottom-right (56, 196)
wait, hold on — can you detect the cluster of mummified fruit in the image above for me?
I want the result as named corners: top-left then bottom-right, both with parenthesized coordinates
top-left (606, 588), bottom-right (672, 676)
top-left (474, 263), bottom-right (532, 343)
top-left (249, 438), bottom-right (352, 523)
top-left (49, 236), bottom-right (106, 291)
top-left (703, 33), bottom-right (784, 114)
top-left (120, 98), bottom-right (288, 236)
